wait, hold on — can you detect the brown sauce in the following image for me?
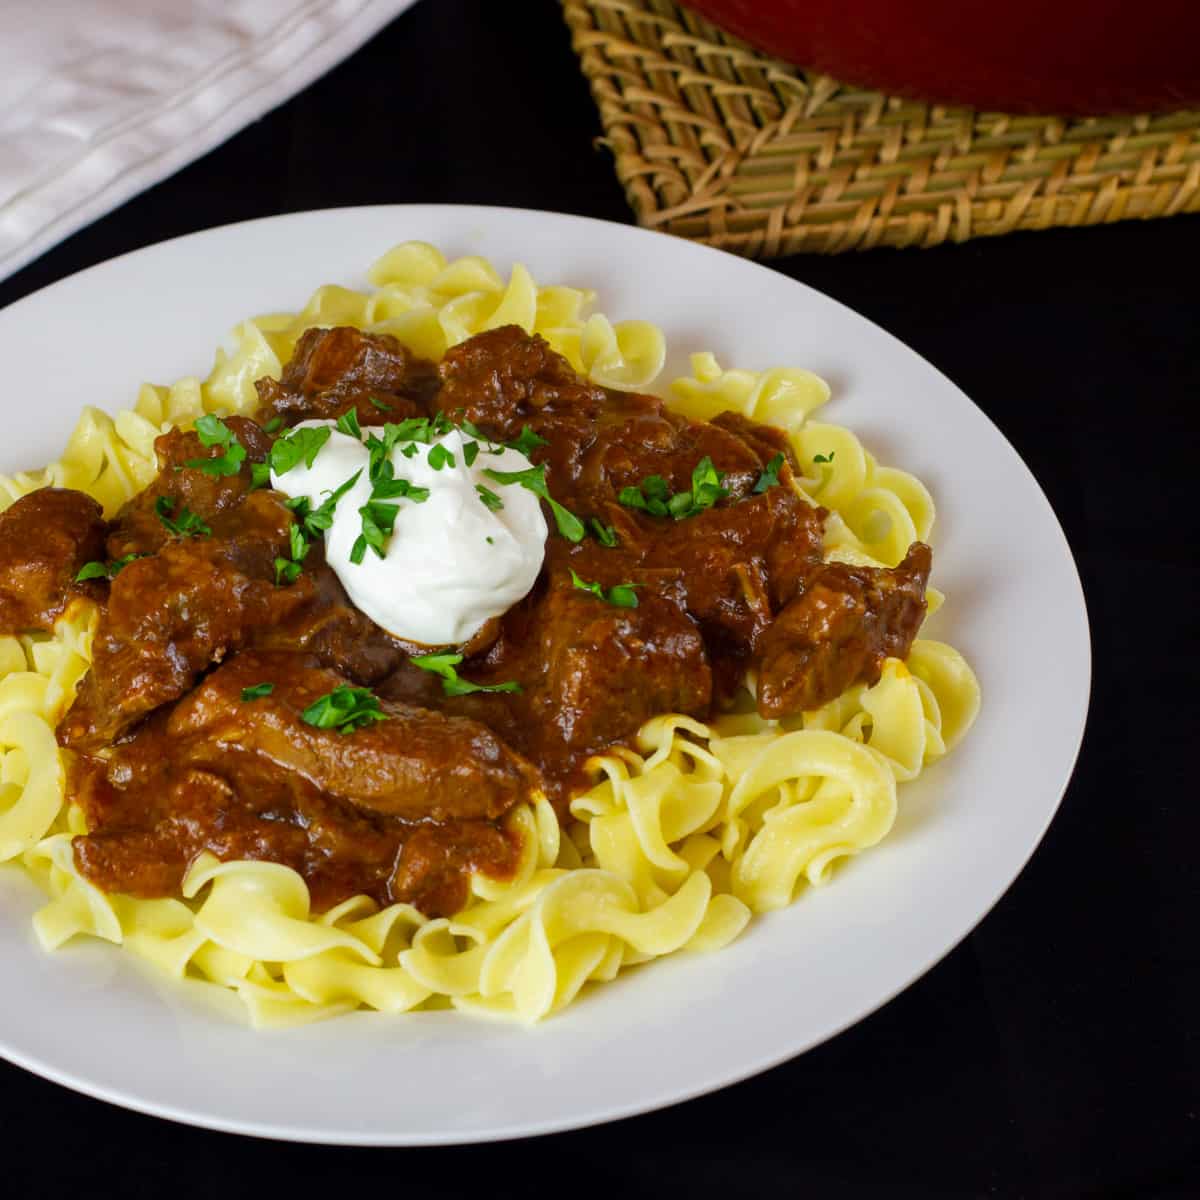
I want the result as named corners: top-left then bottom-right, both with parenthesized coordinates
top-left (0, 325), bottom-right (930, 917)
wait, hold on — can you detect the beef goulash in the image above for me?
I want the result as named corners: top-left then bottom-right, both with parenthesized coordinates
top-left (0, 325), bottom-right (930, 917)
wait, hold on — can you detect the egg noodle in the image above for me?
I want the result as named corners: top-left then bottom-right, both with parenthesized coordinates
top-left (0, 244), bottom-right (980, 1026)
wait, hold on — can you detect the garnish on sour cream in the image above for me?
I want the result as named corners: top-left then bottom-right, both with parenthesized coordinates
top-left (270, 420), bottom-right (548, 645)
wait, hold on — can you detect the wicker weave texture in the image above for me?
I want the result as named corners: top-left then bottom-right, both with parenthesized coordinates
top-left (562, 0), bottom-right (1200, 256)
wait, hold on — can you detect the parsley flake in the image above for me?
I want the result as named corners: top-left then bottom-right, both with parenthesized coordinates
top-left (677, 456), bottom-right (728, 517)
top-left (427, 443), bottom-right (455, 471)
top-left (184, 415), bottom-right (247, 478)
top-left (241, 683), bottom-right (274, 702)
top-left (588, 518), bottom-right (618, 547)
top-left (505, 426), bottom-right (549, 458)
top-left (618, 458), bottom-right (728, 521)
top-left (364, 414), bottom-right (453, 482)
top-left (345, 444), bottom-right (431, 564)
top-left (350, 499), bottom-right (400, 564)
top-left (369, 397), bottom-right (392, 413)
top-left (274, 558), bottom-right (303, 585)
top-left (262, 417), bottom-right (284, 434)
top-left (154, 496), bottom-right (211, 538)
top-left (364, 473), bottom-right (428, 503)
top-left (410, 653), bottom-right (522, 697)
top-left (274, 514), bottom-right (314, 586)
top-left (270, 426), bottom-right (331, 475)
top-left (753, 452), bottom-right (786, 494)
top-left (476, 484), bottom-right (504, 512)
top-left (482, 464), bottom-right (584, 542)
top-left (618, 475), bottom-right (671, 517)
top-left (300, 685), bottom-right (387, 734)
top-left (250, 462), bottom-right (272, 490)
top-left (569, 568), bottom-right (640, 609)
top-left (74, 553), bottom-right (143, 583)
top-left (813, 451), bottom-right (836, 464)
top-left (300, 469), bottom-right (362, 538)
top-left (194, 414), bottom-right (233, 446)
top-left (336, 409), bottom-right (363, 440)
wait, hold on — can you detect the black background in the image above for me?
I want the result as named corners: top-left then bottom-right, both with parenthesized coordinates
top-left (2, 3), bottom-right (1197, 1197)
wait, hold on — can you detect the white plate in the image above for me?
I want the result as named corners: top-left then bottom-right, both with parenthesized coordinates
top-left (0, 206), bottom-right (1090, 1144)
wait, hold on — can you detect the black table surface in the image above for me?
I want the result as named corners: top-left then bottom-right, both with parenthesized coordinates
top-left (2, 3), bottom-right (1196, 1197)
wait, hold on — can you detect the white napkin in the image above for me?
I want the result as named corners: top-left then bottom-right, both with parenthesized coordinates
top-left (0, 0), bottom-right (421, 283)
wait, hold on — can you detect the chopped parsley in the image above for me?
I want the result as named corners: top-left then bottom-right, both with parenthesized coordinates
top-left (241, 682), bottom-right (274, 702)
top-left (459, 417), bottom-right (491, 442)
top-left (300, 685), bottom-right (387, 734)
top-left (455, 415), bottom-right (551, 460)
top-left (410, 653), bottom-right (522, 697)
top-left (463, 441), bottom-right (481, 467)
top-left (476, 484), bottom-right (503, 512)
top-left (262, 416), bottom-right (284, 434)
top-left (368, 474), bottom-right (430, 503)
top-left (274, 558), bottom-right (302, 585)
top-left (569, 568), bottom-right (640, 609)
top-left (347, 437), bottom-right (433, 564)
top-left (506, 425), bottom-right (549, 458)
top-left (335, 409), bottom-right (363, 440)
top-left (274, 521), bottom-right (310, 585)
top-left (350, 499), bottom-right (401, 564)
top-left (427, 443), bottom-right (455, 471)
top-left (250, 462), bottom-right (272, 490)
top-left (363, 414), bottom-right (453, 482)
top-left (813, 451), bottom-right (836, 464)
top-left (349, 474), bottom-right (429, 564)
top-left (287, 468), bottom-right (363, 540)
top-left (674, 456), bottom-right (728, 517)
top-left (74, 553), bottom-right (143, 582)
top-left (369, 397), bottom-right (392, 413)
top-left (270, 425), bottom-right (331, 475)
top-left (184, 415), bottom-right (247, 478)
top-left (619, 457), bottom-right (729, 521)
top-left (588, 518), bottom-right (618, 547)
top-left (154, 496), bottom-right (211, 538)
top-left (482, 464), bottom-right (584, 542)
top-left (618, 474), bottom-right (670, 516)
top-left (348, 465), bottom-right (429, 563)
top-left (753, 452), bottom-right (786, 494)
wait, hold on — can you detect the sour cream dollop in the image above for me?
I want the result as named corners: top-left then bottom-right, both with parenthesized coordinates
top-left (270, 421), bottom-right (548, 645)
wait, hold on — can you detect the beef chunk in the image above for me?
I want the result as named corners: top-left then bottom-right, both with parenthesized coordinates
top-left (708, 410), bottom-right (801, 476)
top-left (71, 671), bottom-right (524, 915)
top-left (433, 329), bottom-right (815, 542)
top-left (167, 651), bottom-right (540, 822)
top-left (59, 491), bottom-right (305, 749)
top-left (527, 573), bottom-right (712, 755)
top-left (252, 556), bottom-right (404, 684)
top-left (641, 484), bottom-right (826, 651)
top-left (755, 543), bottom-right (932, 718)
top-left (106, 416), bottom-right (271, 560)
top-left (0, 488), bottom-right (106, 634)
top-left (562, 390), bottom-right (770, 506)
top-left (433, 325), bottom-right (607, 438)
top-left (254, 326), bottom-right (436, 428)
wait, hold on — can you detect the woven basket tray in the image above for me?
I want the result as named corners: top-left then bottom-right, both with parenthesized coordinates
top-left (562, 0), bottom-right (1200, 256)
